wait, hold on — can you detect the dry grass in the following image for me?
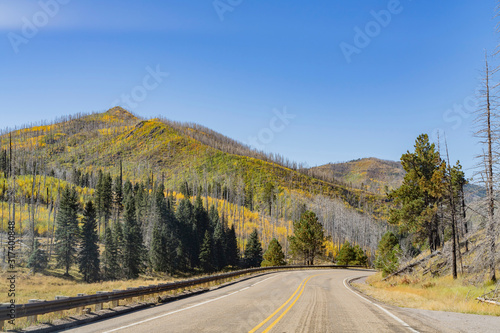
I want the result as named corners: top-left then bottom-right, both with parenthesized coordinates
top-left (353, 272), bottom-right (500, 316)
top-left (0, 266), bottom-right (232, 330)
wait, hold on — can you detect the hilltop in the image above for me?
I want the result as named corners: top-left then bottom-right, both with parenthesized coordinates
top-left (0, 107), bottom-right (389, 255)
top-left (309, 158), bottom-right (405, 194)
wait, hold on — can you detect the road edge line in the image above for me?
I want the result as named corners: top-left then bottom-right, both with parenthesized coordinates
top-left (343, 277), bottom-right (420, 333)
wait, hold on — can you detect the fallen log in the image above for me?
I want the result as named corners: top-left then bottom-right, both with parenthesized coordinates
top-left (477, 297), bottom-right (500, 306)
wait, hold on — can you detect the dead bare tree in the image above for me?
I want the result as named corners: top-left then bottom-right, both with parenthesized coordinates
top-left (474, 51), bottom-right (498, 282)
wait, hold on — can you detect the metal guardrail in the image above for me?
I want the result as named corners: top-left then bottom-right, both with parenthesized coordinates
top-left (0, 264), bottom-right (361, 329)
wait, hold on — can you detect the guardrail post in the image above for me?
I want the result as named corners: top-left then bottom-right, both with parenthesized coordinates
top-left (138, 286), bottom-right (146, 302)
top-left (126, 288), bottom-right (134, 303)
top-left (111, 290), bottom-right (121, 308)
top-left (148, 285), bottom-right (158, 302)
top-left (76, 294), bottom-right (87, 314)
top-left (27, 299), bottom-right (39, 324)
top-left (95, 292), bottom-right (105, 311)
top-left (54, 296), bottom-right (69, 318)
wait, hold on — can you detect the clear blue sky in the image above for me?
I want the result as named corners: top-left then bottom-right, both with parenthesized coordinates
top-left (0, 0), bottom-right (497, 178)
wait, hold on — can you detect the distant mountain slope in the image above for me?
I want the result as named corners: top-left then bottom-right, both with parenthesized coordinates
top-left (0, 107), bottom-right (388, 218)
top-left (310, 158), bottom-right (405, 194)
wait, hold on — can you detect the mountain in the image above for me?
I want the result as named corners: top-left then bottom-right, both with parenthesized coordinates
top-left (309, 158), bottom-right (405, 194)
top-left (0, 107), bottom-right (390, 254)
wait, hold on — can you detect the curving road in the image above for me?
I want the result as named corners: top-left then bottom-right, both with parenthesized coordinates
top-left (59, 269), bottom-right (485, 333)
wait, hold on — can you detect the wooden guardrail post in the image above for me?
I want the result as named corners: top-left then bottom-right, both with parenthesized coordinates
top-left (138, 286), bottom-right (146, 302)
top-left (111, 290), bottom-right (121, 308)
top-left (148, 285), bottom-right (158, 302)
top-left (76, 294), bottom-right (87, 314)
top-left (126, 288), bottom-right (135, 303)
top-left (54, 296), bottom-right (69, 318)
top-left (95, 292), bottom-right (105, 311)
top-left (27, 299), bottom-right (40, 324)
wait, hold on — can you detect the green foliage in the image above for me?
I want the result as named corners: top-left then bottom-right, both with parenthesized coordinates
top-left (54, 187), bottom-right (79, 276)
top-left (27, 239), bottom-right (48, 273)
top-left (388, 134), bottom-right (446, 251)
top-left (262, 238), bottom-right (286, 267)
top-left (244, 229), bottom-right (263, 267)
top-left (122, 194), bottom-right (144, 279)
top-left (288, 210), bottom-right (325, 265)
top-left (225, 225), bottom-right (239, 267)
top-left (102, 227), bottom-right (119, 280)
top-left (336, 241), bottom-right (356, 265)
top-left (176, 197), bottom-right (198, 269)
top-left (374, 231), bottom-right (400, 276)
top-left (199, 230), bottom-right (213, 273)
top-left (150, 186), bottom-right (178, 274)
top-left (78, 201), bottom-right (100, 283)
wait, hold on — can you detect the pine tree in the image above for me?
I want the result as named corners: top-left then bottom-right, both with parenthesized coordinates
top-left (199, 230), bottom-right (213, 273)
top-left (336, 241), bottom-right (355, 265)
top-left (113, 173), bottom-right (123, 223)
top-left (27, 239), bottom-right (48, 273)
top-left (176, 197), bottom-right (197, 269)
top-left (113, 220), bottom-right (125, 278)
top-left (352, 244), bottom-right (368, 266)
top-left (78, 201), bottom-right (100, 283)
top-left (102, 173), bottom-right (113, 230)
top-left (213, 220), bottom-right (227, 270)
top-left (374, 231), bottom-right (400, 276)
top-left (122, 194), bottom-right (144, 279)
top-left (150, 186), bottom-right (178, 273)
top-left (225, 225), bottom-right (239, 267)
top-left (262, 238), bottom-right (286, 267)
top-left (194, 194), bottom-right (210, 252)
top-left (244, 229), bottom-right (263, 267)
top-left (54, 187), bottom-right (79, 276)
top-left (208, 204), bottom-right (219, 231)
top-left (288, 211), bottom-right (325, 265)
top-left (102, 227), bottom-right (119, 280)
top-left (388, 134), bottom-right (446, 252)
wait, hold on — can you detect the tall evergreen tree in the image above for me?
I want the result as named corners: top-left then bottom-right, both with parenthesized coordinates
top-left (288, 210), bottom-right (325, 265)
top-left (176, 197), bottom-right (197, 269)
top-left (78, 201), bottom-right (100, 283)
top-left (150, 185), bottom-right (178, 273)
top-left (199, 230), bottom-right (213, 273)
top-left (208, 204), bottom-right (219, 231)
top-left (213, 220), bottom-right (227, 270)
top-left (101, 173), bottom-right (113, 231)
top-left (194, 194), bottom-right (210, 251)
top-left (225, 225), bottom-right (239, 267)
top-left (261, 238), bottom-right (286, 267)
top-left (113, 219), bottom-right (125, 278)
top-left (102, 226), bottom-right (119, 280)
top-left (113, 174), bottom-right (123, 223)
top-left (388, 134), bottom-right (446, 251)
top-left (27, 239), bottom-right (48, 273)
top-left (122, 194), bottom-right (144, 279)
top-left (244, 229), bottom-right (263, 267)
top-left (54, 187), bottom-right (80, 276)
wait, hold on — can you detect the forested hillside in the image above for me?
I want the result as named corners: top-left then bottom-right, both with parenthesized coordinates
top-left (0, 107), bottom-right (389, 275)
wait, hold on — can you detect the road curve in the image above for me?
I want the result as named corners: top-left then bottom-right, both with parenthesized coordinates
top-left (59, 269), bottom-right (462, 333)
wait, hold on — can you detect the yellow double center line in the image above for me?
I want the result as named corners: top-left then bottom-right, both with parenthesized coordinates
top-left (249, 273), bottom-right (323, 333)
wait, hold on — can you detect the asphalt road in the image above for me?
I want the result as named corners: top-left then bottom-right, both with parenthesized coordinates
top-left (59, 269), bottom-right (484, 333)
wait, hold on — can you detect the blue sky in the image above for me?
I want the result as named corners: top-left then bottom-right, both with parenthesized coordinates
top-left (0, 0), bottom-right (497, 178)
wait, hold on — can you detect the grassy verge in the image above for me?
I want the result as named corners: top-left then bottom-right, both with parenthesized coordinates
top-left (353, 272), bottom-right (500, 316)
